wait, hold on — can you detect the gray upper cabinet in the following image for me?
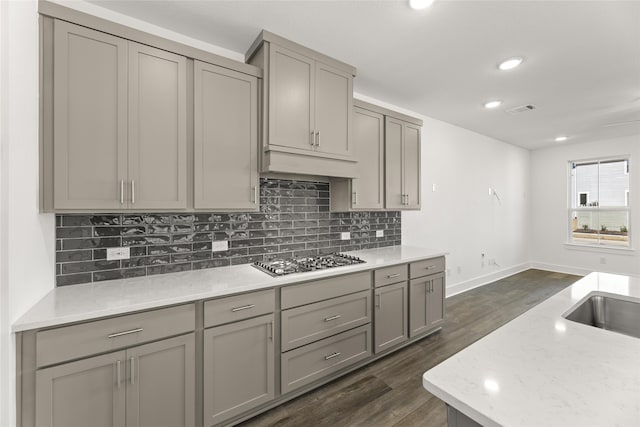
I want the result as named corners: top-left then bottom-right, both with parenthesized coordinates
top-left (247, 31), bottom-right (357, 178)
top-left (330, 103), bottom-right (385, 211)
top-left (194, 60), bottom-right (259, 211)
top-left (50, 21), bottom-right (187, 211)
top-left (385, 116), bottom-right (421, 210)
top-left (52, 20), bottom-right (128, 211)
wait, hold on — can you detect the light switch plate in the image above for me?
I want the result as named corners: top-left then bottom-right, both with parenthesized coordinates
top-left (211, 240), bottom-right (229, 252)
top-left (376, 230), bottom-right (384, 237)
top-left (106, 247), bottom-right (130, 260)
top-left (340, 232), bottom-right (351, 240)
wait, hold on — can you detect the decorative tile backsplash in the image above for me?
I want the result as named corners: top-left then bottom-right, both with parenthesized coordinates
top-left (55, 178), bottom-right (402, 286)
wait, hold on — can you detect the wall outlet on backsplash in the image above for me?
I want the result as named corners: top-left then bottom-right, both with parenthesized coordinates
top-left (211, 240), bottom-right (229, 252)
top-left (376, 230), bottom-right (384, 238)
top-left (106, 247), bottom-right (130, 261)
top-left (340, 232), bottom-right (351, 240)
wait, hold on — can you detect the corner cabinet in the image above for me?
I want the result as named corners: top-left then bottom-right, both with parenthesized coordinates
top-left (193, 61), bottom-right (259, 211)
top-left (246, 30), bottom-right (358, 177)
top-left (50, 20), bottom-right (188, 211)
top-left (386, 116), bottom-right (421, 210)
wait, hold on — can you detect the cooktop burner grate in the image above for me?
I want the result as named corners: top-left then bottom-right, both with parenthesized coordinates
top-left (253, 253), bottom-right (365, 277)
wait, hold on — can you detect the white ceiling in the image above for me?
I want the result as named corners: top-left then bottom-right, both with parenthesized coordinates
top-left (87, 0), bottom-right (640, 150)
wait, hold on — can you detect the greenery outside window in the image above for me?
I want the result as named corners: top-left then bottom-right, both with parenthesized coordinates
top-left (569, 158), bottom-right (630, 248)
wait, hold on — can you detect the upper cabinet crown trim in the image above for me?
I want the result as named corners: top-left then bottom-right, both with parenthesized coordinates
top-left (38, 0), bottom-right (262, 78)
top-left (354, 99), bottom-right (423, 127)
top-left (246, 30), bottom-right (356, 77)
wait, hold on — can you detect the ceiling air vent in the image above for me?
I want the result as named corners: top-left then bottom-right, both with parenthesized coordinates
top-left (505, 104), bottom-right (536, 115)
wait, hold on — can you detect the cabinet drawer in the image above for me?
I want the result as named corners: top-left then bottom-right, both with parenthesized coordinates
top-left (204, 289), bottom-right (275, 328)
top-left (36, 304), bottom-right (195, 368)
top-left (281, 271), bottom-right (371, 309)
top-left (374, 264), bottom-right (408, 288)
top-left (281, 290), bottom-right (371, 351)
top-left (281, 324), bottom-right (371, 394)
top-left (410, 257), bottom-right (445, 278)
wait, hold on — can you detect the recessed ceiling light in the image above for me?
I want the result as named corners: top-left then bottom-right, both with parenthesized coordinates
top-left (409, 0), bottom-right (435, 10)
top-left (555, 136), bottom-right (568, 142)
top-left (498, 57), bottom-right (524, 71)
top-left (484, 100), bottom-right (502, 109)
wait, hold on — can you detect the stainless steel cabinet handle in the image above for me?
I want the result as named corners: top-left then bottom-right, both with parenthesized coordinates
top-left (268, 321), bottom-right (274, 341)
top-left (116, 360), bottom-right (122, 389)
top-left (324, 314), bottom-right (342, 322)
top-left (130, 357), bottom-right (135, 385)
top-left (376, 293), bottom-right (381, 309)
top-left (253, 186), bottom-right (258, 204)
top-left (131, 180), bottom-right (135, 204)
top-left (387, 273), bottom-right (401, 279)
top-left (108, 328), bottom-right (143, 338)
top-left (231, 304), bottom-right (255, 312)
top-left (310, 131), bottom-right (315, 146)
top-left (426, 265), bottom-right (436, 270)
top-left (324, 352), bottom-right (341, 360)
top-left (120, 180), bottom-right (124, 204)
top-left (352, 192), bottom-right (357, 205)
top-left (315, 131), bottom-right (320, 147)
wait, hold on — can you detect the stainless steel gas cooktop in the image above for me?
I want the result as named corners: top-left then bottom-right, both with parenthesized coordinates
top-left (253, 253), bottom-right (365, 277)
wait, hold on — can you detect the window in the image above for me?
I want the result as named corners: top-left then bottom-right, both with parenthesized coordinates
top-left (569, 158), bottom-right (630, 248)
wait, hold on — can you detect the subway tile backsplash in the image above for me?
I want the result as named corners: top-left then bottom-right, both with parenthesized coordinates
top-left (55, 178), bottom-right (402, 286)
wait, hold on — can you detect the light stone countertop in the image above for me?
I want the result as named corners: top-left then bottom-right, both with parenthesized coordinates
top-left (13, 245), bottom-right (446, 332)
top-left (422, 272), bottom-right (640, 427)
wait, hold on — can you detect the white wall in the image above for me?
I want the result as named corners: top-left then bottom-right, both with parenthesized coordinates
top-left (530, 135), bottom-right (640, 276)
top-left (1, 1), bottom-right (56, 426)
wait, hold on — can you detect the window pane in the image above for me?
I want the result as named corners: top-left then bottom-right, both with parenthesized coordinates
top-left (571, 210), bottom-right (629, 247)
top-left (571, 210), bottom-right (598, 244)
top-left (572, 162), bottom-right (598, 207)
top-left (599, 160), bottom-right (629, 207)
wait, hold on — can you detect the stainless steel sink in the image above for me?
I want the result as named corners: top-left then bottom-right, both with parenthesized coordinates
top-left (564, 295), bottom-right (640, 339)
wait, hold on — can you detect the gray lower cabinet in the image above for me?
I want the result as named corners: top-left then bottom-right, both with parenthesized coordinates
top-left (374, 281), bottom-right (409, 353)
top-left (193, 60), bottom-right (259, 211)
top-left (35, 333), bottom-right (195, 427)
top-left (410, 273), bottom-right (445, 337)
top-left (203, 314), bottom-right (275, 426)
top-left (49, 19), bottom-right (187, 211)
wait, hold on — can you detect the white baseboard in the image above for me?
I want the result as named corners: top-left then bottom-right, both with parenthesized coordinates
top-left (528, 261), bottom-right (591, 277)
top-left (445, 263), bottom-right (531, 298)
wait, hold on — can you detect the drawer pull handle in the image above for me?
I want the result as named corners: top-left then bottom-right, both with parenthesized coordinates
top-left (324, 315), bottom-right (342, 322)
top-left (387, 273), bottom-right (401, 279)
top-left (231, 304), bottom-right (256, 312)
top-left (108, 328), bottom-right (143, 338)
top-left (324, 352), bottom-right (341, 360)
top-left (425, 265), bottom-right (436, 270)
top-left (130, 357), bottom-right (135, 385)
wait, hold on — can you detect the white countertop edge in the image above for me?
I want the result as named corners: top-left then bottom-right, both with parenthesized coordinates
top-left (12, 246), bottom-right (448, 332)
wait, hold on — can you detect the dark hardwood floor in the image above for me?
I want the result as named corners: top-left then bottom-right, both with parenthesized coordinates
top-left (239, 269), bottom-right (582, 427)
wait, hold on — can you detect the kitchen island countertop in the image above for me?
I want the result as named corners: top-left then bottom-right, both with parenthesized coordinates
top-left (13, 245), bottom-right (446, 332)
top-left (422, 271), bottom-right (640, 427)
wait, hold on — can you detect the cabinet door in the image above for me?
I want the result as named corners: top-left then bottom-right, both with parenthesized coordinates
top-left (426, 273), bottom-right (445, 329)
top-left (194, 61), bottom-right (258, 210)
top-left (385, 117), bottom-right (404, 209)
top-left (204, 314), bottom-right (275, 426)
top-left (36, 351), bottom-right (126, 427)
top-left (126, 334), bottom-right (195, 427)
top-left (352, 107), bottom-right (384, 210)
top-left (53, 21), bottom-right (127, 210)
top-left (315, 61), bottom-right (353, 157)
top-left (374, 281), bottom-right (408, 353)
top-left (268, 44), bottom-right (315, 151)
top-left (128, 43), bottom-right (187, 209)
top-left (409, 277), bottom-right (429, 337)
top-left (403, 123), bottom-right (421, 209)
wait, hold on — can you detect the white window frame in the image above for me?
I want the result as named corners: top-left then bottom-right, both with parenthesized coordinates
top-left (568, 156), bottom-right (632, 249)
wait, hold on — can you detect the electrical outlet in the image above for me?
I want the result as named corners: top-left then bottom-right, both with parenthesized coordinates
top-left (456, 266), bottom-right (462, 274)
top-left (600, 257), bottom-right (607, 265)
top-left (106, 247), bottom-right (130, 261)
top-left (488, 187), bottom-right (493, 196)
top-left (432, 183), bottom-right (437, 192)
top-left (211, 240), bottom-right (229, 252)
top-left (376, 230), bottom-right (384, 238)
top-left (340, 231), bottom-right (351, 240)
top-left (489, 258), bottom-right (496, 266)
